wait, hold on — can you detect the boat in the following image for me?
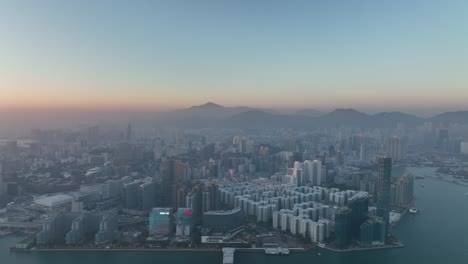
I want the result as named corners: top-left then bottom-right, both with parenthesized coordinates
top-left (265, 247), bottom-right (290, 255)
top-left (318, 242), bottom-right (326, 248)
top-left (265, 248), bottom-right (280, 255)
top-left (409, 208), bottom-right (419, 214)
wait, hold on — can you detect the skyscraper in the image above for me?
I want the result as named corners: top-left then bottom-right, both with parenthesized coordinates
top-left (95, 210), bottom-right (118, 244)
top-left (387, 136), bottom-right (406, 162)
top-left (348, 192), bottom-right (370, 239)
top-left (303, 160), bottom-right (322, 186)
top-left (137, 181), bottom-right (156, 212)
top-left (359, 217), bottom-right (386, 246)
top-left (335, 207), bottom-right (352, 249)
top-left (437, 129), bottom-right (449, 151)
top-left (377, 156), bottom-right (392, 238)
top-left (311, 160), bottom-right (322, 185)
top-left (126, 123), bottom-right (132, 142)
top-left (160, 159), bottom-right (189, 207)
top-left (390, 173), bottom-right (414, 208)
top-left (122, 181), bottom-right (138, 210)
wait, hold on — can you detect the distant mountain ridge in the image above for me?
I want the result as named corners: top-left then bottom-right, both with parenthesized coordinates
top-left (430, 111), bottom-right (468, 124)
top-left (156, 102), bottom-right (468, 129)
top-left (295, 109), bottom-right (324, 117)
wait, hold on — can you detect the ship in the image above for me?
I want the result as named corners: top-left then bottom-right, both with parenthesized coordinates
top-left (265, 247), bottom-right (290, 255)
top-left (409, 208), bottom-right (419, 214)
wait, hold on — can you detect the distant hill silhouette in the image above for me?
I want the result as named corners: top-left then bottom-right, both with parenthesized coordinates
top-left (295, 109), bottom-right (324, 117)
top-left (223, 110), bottom-right (310, 129)
top-left (370, 112), bottom-right (424, 127)
top-left (318, 109), bottom-right (370, 127)
top-left (430, 111), bottom-right (468, 124)
top-left (155, 102), bottom-right (468, 129)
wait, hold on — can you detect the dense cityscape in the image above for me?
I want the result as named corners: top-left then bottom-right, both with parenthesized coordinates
top-left (1, 105), bottom-right (467, 263)
top-left (1, 1), bottom-right (468, 264)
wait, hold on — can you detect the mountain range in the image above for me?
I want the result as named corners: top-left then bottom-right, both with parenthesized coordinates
top-left (156, 102), bottom-right (468, 129)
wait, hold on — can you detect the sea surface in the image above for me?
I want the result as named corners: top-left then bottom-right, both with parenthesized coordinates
top-left (1, 166), bottom-right (468, 264)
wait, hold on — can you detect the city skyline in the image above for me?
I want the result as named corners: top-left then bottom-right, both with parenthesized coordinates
top-left (1, 0), bottom-right (467, 113)
top-left (0, 1), bottom-right (467, 263)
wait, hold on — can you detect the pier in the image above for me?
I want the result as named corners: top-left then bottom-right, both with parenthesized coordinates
top-left (222, 248), bottom-right (235, 264)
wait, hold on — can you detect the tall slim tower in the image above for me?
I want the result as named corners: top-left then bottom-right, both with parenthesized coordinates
top-left (311, 160), bottom-right (322, 185)
top-left (126, 123), bottom-right (132, 142)
top-left (160, 159), bottom-right (188, 207)
top-left (377, 156), bottom-right (392, 238)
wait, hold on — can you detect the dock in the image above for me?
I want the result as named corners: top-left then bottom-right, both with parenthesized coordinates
top-left (222, 248), bottom-right (235, 264)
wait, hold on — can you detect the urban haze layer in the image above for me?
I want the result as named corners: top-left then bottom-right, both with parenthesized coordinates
top-left (1, 103), bottom-right (468, 263)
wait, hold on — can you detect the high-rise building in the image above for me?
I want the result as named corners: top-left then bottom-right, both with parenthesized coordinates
top-left (149, 208), bottom-right (173, 238)
top-left (359, 217), bottom-right (386, 246)
top-left (202, 191), bottom-right (211, 212)
top-left (100, 179), bottom-right (123, 200)
top-left (176, 187), bottom-right (187, 208)
top-left (122, 181), bottom-right (138, 209)
top-left (303, 160), bottom-right (322, 185)
top-left (390, 173), bottom-right (414, 208)
top-left (175, 208), bottom-right (193, 237)
top-left (336, 151), bottom-right (344, 166)
top-left (126, 123), bottom-right (132, 142)
top-left (185, 186), bottom-right (203, 225)
top-left (160, 159), bottom-right (189, 207)
top-left (461, 141), bottom-right (468, 155)
top-left (335, 207), bottom-right (352, 249)
top-left (437, 129), bottom-right (449, 151)
top-left (36, 213), bottom-right (77, 244)
top-left (66, 215), bottom-right (85, 244)
top-left (387, 137), bottom-right (407, 162)
top-left (311, 160), bottom-right (322, 185)
top-left (377, 156), bottom-right (391, 238)
top-left (137, 181), bottom-right (156, 212)
top-left (95, 210), bottom-right (118, 244)
top-left (66, 213), bottom-right (101, 244)
top-left (348, 192), bottom-right (369, 239)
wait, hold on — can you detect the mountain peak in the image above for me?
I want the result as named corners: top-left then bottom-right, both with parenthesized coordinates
top-left (332, 108), bottom-right (361, 113)
top-left (196, 102), bottom-right (224, 108)
top-left (326, 108), bottom-right (368, 117)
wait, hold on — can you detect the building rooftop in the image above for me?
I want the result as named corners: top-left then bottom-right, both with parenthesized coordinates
top-left (34, 194), bottom-right (74, 207)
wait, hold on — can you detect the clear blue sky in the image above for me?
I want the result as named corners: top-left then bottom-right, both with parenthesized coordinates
top-left (0, 0), bottom-right (467, 113)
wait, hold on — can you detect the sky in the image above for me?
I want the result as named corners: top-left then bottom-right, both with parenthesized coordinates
top-left (0, 0), bottom-right (467, 113)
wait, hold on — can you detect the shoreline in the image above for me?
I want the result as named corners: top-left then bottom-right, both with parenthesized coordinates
top-left (12, 247), bottom-right (223, 252)
top-left (322, 242), bottom-right (404, 253)
top-left (10, 244), bottom-right (401, 253)
top-left (11, 246), bottom-right (309, 253)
